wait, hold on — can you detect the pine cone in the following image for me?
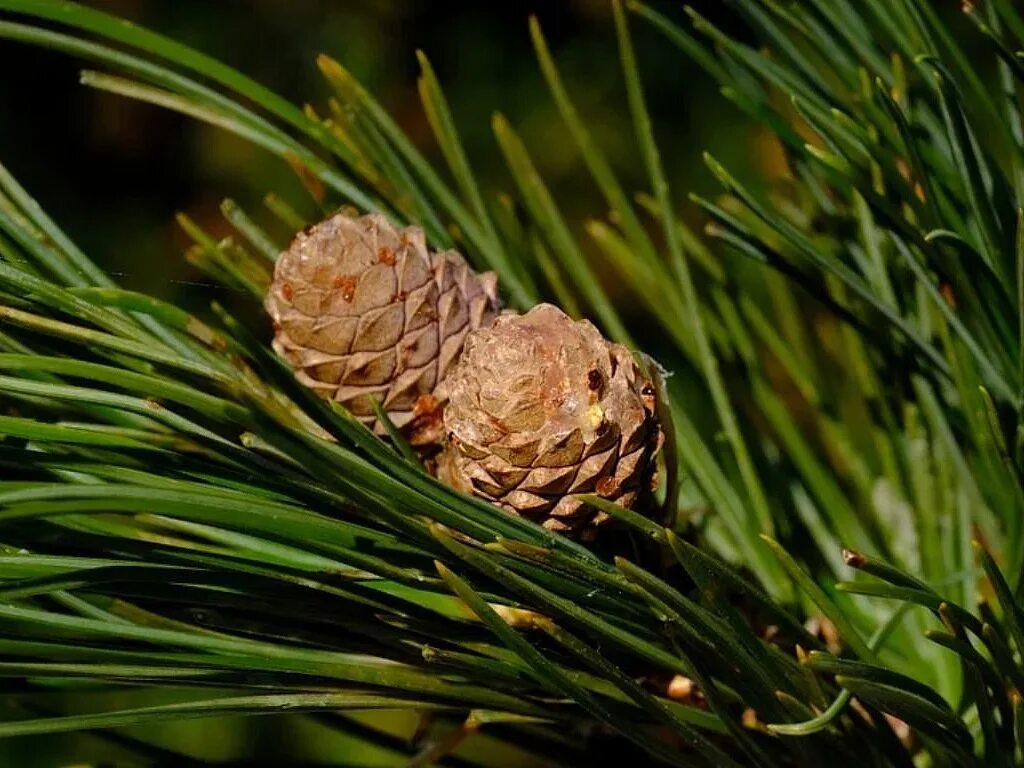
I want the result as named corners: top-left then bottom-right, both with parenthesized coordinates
top-left (265, 212), bottom-right (500, 444)
top-left (437, 304), bottom-right (662, 536)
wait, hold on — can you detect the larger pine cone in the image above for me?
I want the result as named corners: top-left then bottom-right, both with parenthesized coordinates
top-left (265, 212), bottom-right (500, 444)
top-left (437, 304), bottom-right (662, 536)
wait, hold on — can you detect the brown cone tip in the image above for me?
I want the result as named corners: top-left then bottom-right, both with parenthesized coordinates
top-left (437, 304), bottom-right (662, 536)
top-left (264, 212), bottom-right (500, 444)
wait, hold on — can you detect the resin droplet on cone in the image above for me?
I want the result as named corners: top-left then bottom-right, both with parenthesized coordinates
top-left (265, 212), bottom-right (500, 444)
top-left (437, 304), bottom-right (662, 536)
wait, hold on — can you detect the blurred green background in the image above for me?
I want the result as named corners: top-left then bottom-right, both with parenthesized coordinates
top-left (0, 1), bottom-right (764, 764)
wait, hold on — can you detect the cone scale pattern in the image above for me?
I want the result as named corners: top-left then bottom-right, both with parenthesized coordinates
top-left (437, 304), bottom-right (661, 535)
top-left (265, 212), bottom-right (500, 444)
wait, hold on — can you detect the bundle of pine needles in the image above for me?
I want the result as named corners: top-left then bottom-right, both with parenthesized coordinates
top-left (0, 1), bottom-right (1021, 765)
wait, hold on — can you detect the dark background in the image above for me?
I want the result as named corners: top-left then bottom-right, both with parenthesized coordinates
top-left (0, 0), bottom-right (764, 312)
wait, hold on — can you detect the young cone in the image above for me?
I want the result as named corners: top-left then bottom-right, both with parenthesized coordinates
top-left (265, 212), bottom-right (500, 444)
top-left (437, 304), bottom-right (662, 535)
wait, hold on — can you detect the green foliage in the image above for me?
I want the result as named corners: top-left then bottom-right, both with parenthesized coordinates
top-left (0, 0), bottom-right (1022, 764)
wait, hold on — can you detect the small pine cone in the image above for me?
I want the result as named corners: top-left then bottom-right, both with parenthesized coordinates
top-left (265, 212), bottom-right (500, 444)
top-left (437, 304), bottom-right (662, 536)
